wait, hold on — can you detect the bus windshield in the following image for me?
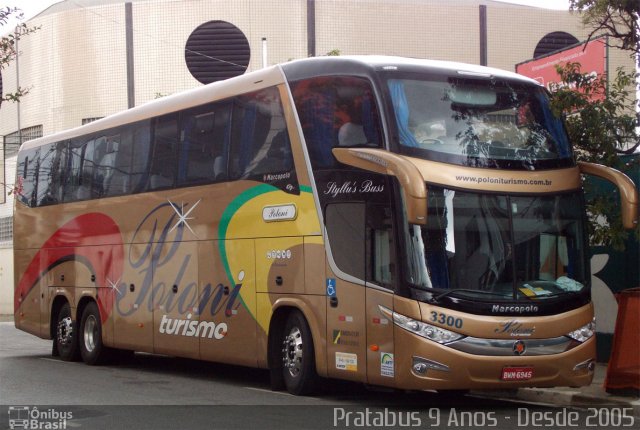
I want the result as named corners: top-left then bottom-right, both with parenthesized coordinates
top-left (387, 76), bottom-right (572, 169)
top-left (404, 187), bottom-right (588, 301)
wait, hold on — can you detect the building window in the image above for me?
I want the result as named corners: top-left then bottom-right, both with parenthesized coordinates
top-left (0, 216), bottom-right (13, 247)
top-left (3, 125), bottom-right (43, 147)
top-left (82, 117), bottom-right (103, 125)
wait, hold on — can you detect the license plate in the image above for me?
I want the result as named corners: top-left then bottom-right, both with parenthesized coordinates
top-left (501, 366), bottom-right (534, 381)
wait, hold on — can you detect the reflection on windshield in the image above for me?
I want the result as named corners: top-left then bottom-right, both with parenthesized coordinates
top-left (404, 187), bottom-right (587, 301)
top-left (388, 78), bottom-right (572, 169)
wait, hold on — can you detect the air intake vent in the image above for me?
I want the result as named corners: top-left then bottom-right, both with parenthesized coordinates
top-left (534, 31), bottom-right (579, 58)
top-left (185, 20), bottom-right (250, 84)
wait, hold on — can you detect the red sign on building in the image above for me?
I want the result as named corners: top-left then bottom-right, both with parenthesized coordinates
top-left (516, 37), bottom-right (607, 99)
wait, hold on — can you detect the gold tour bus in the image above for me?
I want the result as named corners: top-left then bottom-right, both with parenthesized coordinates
top-left (14, 56), bottom-right (638, 395)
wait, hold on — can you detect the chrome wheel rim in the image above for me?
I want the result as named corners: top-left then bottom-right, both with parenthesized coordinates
top-left (282, 327), bottom-right (303, 378)
top-left (83, 314), bottom-right (98, 353)
top-left (57, 316), bottom-right (74, 346)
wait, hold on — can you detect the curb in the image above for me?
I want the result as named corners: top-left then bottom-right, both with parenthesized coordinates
top-left (473, 388), bottom-right (640, 417)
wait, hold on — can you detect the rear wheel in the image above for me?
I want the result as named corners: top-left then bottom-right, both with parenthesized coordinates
top-left (281, 310), bottom-right (318, 395)
top-left (55, 302), bottom-right (79, 361)
top-left (79, 302), bottom-right (110, 365)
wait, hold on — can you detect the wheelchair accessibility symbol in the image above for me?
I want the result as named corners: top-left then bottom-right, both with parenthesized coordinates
top-left (326, 278), bottom-right (336, 297)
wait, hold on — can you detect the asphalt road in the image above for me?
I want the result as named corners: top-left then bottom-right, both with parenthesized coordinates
top-left (0, 322), bottom-right (627, 430)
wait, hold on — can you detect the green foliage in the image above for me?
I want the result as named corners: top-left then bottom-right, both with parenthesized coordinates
top-left (569, 0), bottom-right (639, 55)
top-left (549, 62), bottom-right (639, 250)
top-left (1, 6), bottom-right (39, 105)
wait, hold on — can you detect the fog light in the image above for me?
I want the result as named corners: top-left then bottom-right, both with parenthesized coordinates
top-left (412, 356), bottom-right (450, 376)
top-left (573, 358), bottom-right (596, 372)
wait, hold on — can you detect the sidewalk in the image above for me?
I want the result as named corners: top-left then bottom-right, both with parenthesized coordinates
top-left (474, 363), bottom-right (640, 416)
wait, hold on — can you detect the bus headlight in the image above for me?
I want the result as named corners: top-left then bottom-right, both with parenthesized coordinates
top-left (380, 306), bottom-right (464, 344)
top-left (565, 319), bottom-right (596, 343)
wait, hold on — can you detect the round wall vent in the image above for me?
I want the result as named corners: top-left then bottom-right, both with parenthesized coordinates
top-left (185, 20), bottom-right (250, 84)
top-left (534, 31), bottom-right (580, 58)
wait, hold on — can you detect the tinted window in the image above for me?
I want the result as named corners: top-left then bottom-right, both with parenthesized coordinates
top-left (229, 87), bottom-right (297, 191)
top-left (16, 147), bottom-right (39, 207)
top-left (149, 114), bottom-right (178, 190)
top-left (178, 102), bottom-right (230, 186)
top-left (291, 76), bottom-right (383, 169)
top-left (96, 133), bottom-right (128, 197)
top-left (326, 202), bottom-right (365, 280)
top-left (387, 77), bottom-right (573, 170)
top-left (130, 121), bottom-right (152, 193)
top-left (367, 204), bottom-right (396, 286)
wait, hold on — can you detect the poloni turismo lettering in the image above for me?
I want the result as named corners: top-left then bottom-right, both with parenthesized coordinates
top-left (115, 203), bottom-right (245, 320)
top-left (159, 313), bottom-right (227, 339)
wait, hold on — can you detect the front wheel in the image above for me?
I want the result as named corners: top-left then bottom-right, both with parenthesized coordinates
top-left (281, 310), bottom-right (319, 395)
top-left (55, 302), bottom-right (79, 361)
top-left (79, 302), bottom-right (110, 365)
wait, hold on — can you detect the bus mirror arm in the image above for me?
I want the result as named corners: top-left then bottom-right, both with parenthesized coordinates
top-left (332, 148), bottom-right (427, 224)
top-left (578, 161), bottom-right (639, 230)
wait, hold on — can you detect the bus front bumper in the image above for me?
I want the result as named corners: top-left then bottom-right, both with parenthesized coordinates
top-left (393, 329), bottom-right (596, 391)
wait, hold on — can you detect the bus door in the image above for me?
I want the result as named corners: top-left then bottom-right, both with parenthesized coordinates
top-left (364, 202), bottom-right (396, 386)
top-left (324, 202), bottom-right (367, 382)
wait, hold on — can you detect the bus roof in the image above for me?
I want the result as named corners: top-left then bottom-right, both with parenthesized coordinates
top-left (19, 64), bottom-right (287, 151)
top-left (20, 55), bottom-right (539, 151)
top-left (280, 55), bottom-right (540, 85)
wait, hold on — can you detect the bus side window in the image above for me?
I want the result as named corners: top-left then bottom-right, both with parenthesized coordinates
top-left (325, 202), bottom-right (366, 281)
top-left (178, 102), bottom-right (230, 186)
top-left (16, 147), bottom-right (39, 207)
top-left (36, 144), bottom-right (56, 206)
top-left (290, 76), bottom-right (383, 169)
top-left (102, 131), bottom-right (131, 197)
top-left (229, 87), bottom-right (296, 185)
top-left (366, 204), bottom-right (396, 286)
top-left (77, 138), bottom-right (96, 201)
top-left (95, 132), bottom-right (131, 197)
top-left (149, 114), bottom-right (178, 191)
top-left (130, 121), bottom-right (152, 193)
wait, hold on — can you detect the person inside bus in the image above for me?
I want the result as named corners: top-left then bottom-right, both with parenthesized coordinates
top-left (337, 96), bottom-right (367, 146)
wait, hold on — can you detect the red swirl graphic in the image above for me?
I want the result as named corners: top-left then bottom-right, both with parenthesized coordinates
top-left (15, 213), bottom-right (124, 323)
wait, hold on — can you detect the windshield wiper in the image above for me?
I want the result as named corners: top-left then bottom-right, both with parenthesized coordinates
top-left (429, 289), bottom-right (508, 304)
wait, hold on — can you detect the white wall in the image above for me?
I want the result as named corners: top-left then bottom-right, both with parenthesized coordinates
top-left (0, 248), bottom-right (14, 315)
top-left (0, 155), bottom-right (16, 316)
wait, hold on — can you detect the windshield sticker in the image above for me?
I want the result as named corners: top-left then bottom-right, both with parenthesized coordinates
top-left (519, 284), bottom-right (553, 297)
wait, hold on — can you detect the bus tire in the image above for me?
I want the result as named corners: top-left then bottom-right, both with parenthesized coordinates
top-left (79, 301), bottom-right (110, 365)
top-left (281, 310), bottom-right (318, 395)
top-left (55, 302), bottom-right (80, 361)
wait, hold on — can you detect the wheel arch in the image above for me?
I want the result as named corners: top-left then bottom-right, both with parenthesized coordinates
top-left (268, 298), bottom-right (328, 379)
top-left (49, 295), bottom-right (71, 340)
top-left (76, 295), bottom-right (96, 324)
